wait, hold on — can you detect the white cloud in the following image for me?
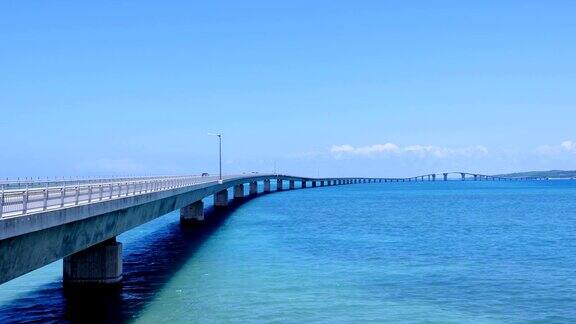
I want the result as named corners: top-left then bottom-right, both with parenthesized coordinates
top-left (355, 143), bottom-right (399, 155)
top-left (330, 143), bottom-right (488, 159)
top-left (331, 144), bottom-right (355, 153)
top-left (561, 140), bottom-right (576, 151)
top-left (536, 140), bottom-right (576, 155)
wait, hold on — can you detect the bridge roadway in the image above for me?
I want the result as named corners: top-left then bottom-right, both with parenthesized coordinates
top-left (0, 172), bottom-right (540, 286)
top-left (0, 174), bottom-right (375, 286)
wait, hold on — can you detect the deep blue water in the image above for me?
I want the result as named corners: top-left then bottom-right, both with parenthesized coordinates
top-left (1, 181), bottom-right (576, 323)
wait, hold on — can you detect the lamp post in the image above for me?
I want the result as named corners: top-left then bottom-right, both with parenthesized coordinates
top-left (208, 133), bottom-right (222, 183)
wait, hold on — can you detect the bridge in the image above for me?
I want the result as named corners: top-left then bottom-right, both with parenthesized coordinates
top-left (0, 172), bottom-right (540, 287)
top-left (383, 172), bottom-right (545, 182)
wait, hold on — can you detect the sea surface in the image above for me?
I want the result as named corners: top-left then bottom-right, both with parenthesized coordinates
top-left (1, 181), bottom-right (576, 323)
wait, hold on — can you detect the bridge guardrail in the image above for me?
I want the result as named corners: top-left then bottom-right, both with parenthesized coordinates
top-left (0, 175), bottom-right (224, 219)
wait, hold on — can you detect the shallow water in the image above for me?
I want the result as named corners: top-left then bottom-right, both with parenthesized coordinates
top-left (1, 181), bottom-right (576, 323)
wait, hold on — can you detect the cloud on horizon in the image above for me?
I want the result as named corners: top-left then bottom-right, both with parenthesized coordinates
top-left (330, 143), bottom-right (489, 159)
top-left (535, 140), bottom-right (576, 155)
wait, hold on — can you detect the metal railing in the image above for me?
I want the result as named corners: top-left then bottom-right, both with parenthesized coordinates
top-left (0, 175), bottom-right (226, 219)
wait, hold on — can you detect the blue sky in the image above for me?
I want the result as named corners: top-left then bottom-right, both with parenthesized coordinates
top-left (1, 1), bottom-right (575, 178)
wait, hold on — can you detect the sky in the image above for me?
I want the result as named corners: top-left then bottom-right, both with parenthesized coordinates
top-left (1, 1), bottom-right (575, 178)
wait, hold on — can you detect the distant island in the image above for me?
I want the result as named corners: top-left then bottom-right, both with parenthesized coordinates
top-left (495, 170), bottom-right (576, 179)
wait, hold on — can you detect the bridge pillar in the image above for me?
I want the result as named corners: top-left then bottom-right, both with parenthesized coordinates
top-left (63, 238), bottom-right (122, 286)
top-left (302, 180), bottom-right (307, 188)
top-left (180, 200), bottom-right (204, 225)
top-left (234, 184), bottom-right (245, 199)
top-left (277, 179), bottom-right (283, 191)
top-left (432, 174), bottom-right (436, 181)
top-left (320, 181), bottom-right (325, 187)
top-left (312, 181), bottom-right (317, 188)
top-left (249, 181), bottom-right (258, 195)
top-left (264, 179), bottom-right (271, 192)
top-left (443, 173), bottom-right (448, 181)
top-left (289, 180), bottom-right (295, 189)
top-left (214, 189), bottom-right (228, 207)
top-left (461, 173), bottom-right (466, 181)
top-left (474, 175), bottom-right (478, 181)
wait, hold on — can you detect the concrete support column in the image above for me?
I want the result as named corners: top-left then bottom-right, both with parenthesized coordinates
top-left (474, 175), bottom-right (478, 181)
top-left (461, 173), bottom-right (466, 181)
top-left (277, 179), bottom-right (283, 191)
top-left (312, 181), bottom-right (317, 188)
top-left (443, 173), bottom-right (448, 181)
top-left (214, 189), bottom-right (228, 207)
top-left (234, 184), bottom-right (245, 199)
top-left (249, 181), bottom-right (258, 195)
top-left (320, 181), bottom-right (325, 187)
top-left (63, 238), bottom-right (122, 286)
top-left (289, 180), bottom-right (295, 190)
top-left (264, 179), bottom-right (271, 192)
top-left (180, 200), bottom-right (204, 225)
top-left (432, 174), bottom-right (436, 181)
top-left (302, 180), bottom-right (307, 188)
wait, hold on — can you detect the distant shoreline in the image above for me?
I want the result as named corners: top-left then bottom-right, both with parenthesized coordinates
top-left (495, 170), bottom-right (576, 179)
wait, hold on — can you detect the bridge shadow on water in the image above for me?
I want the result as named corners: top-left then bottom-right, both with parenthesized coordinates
top-left (0, 195), bottom-right (263, 323)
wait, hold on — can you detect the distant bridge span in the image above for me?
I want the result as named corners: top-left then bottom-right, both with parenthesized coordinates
top-left (0, 172), bottom-right (540, 286)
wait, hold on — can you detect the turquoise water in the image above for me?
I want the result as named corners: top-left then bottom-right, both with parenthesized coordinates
top-left (1, 181), bottom-right (576, 322)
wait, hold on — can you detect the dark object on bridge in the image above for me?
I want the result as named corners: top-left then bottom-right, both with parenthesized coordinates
top-left (201, 173), bottom-right (209, 177)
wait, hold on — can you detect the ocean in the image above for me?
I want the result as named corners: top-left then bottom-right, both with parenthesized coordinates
top-left (1, 181), bottom-right (575, 323)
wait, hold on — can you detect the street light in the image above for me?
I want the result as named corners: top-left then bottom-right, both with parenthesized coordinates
top-left (208, 133), bottom-right (222, 183)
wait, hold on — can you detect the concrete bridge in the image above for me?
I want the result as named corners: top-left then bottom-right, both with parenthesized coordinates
top-left (0, 171), bottom-right (541, 287)
top-left (380, 172), bottom-right (542, 182)
top-left (0, 174), bottom-right (374, 286)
